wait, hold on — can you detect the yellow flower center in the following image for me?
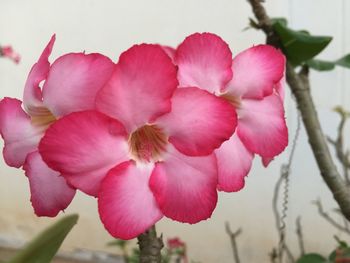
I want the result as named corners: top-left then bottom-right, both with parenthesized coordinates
top-left (220, 93), bottom-right (241, 108)
top-left (128, 125), bottom-right (168, 163)
top-left (30, 107), bottom-right (56, 128)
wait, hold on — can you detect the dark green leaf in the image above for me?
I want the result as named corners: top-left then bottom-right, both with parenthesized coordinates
top-left (306, 59), bottom-right (335, 71)
top-left (273, 21), bottom-right (332, 66)
top-left (335, 54), bottom-right (350, 68)
top-left (9, 214), bottom-right (78, 263)
top-left (297, 253), bottom-right (329, 263)
top-left (328, 250), bottom-right (336, 261)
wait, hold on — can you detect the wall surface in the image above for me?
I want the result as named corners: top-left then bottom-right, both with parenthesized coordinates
top-left (0, 0), bottom-right (349, 262)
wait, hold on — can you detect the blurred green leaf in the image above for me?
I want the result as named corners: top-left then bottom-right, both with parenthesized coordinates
top-left (341, 248), bottom-right (350, 258)
top-left (306, 59), bottom-right (335, 71)
top-left (334, 235), bottom-right (349, 248)
top-left (8, 214), bottom-right (78, 263)
top-left (107, 239), bottom-right (128, 248)
top-left (329, 248), bottom-right (350, 262)
top-left (248, 18), bottom-right (259, 29)
top-left (297, 253), bottom-right (329, 263)
top-left (305, 53), bottom-right (350, 71)
top-left (328, 250), bottom-right (336, 261)
top-left (273, 21), bottom-right (332, 66)
top-left (128, 248), bottom-right (140, 263)
top-left (271, 17), bottom-right (288, 27)
top-left (335, 54), bottom-right (350, 68)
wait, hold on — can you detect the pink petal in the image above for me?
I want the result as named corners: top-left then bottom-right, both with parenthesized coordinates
top-left (157, 87), bottom-right (236, 156)
top-left (215, 133), bottom-right (254, 192)
top-left (43, 53), bottom-right (114, 117)
top-left (23, 151), bottom-right (76, 217)
top-left (1, 46), bottom-right (21, 64)
top-left (275, 76), bottom-right (285, 102)
top-left (23, 35), bottom-right (55, 114)
top-left (237, 94), bottom-right (288, 158)
top-left (262, 157), bottom-right (274, 167)
top-left (175, 32), bottom-right (233, 94)
top-left (162, 46), bottom-right (176, 63)
top-left (226, 45), bottom-right (285, 99)
top-left (150, 145), bottom-right (218, 223)
top-left (0, 98), bottom-right (43, 168)
top-left (39, 111), bottom-right (129, 196)
top-left (98, 161), bottom-right (163, 240)
top-left (97, 44), bottom-right (178, 133)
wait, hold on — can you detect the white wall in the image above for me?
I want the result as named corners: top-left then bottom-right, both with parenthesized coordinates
top-left (0, 0), bottom-right (349, 262)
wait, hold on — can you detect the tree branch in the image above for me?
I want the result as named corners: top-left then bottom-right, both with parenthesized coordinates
top-left (313, 199), bottom-right (350, 235)
top-left (137, 225), bottom-right (163, 263)
top-left (247, 0), bottom-right (350, 222)
top-left (327, 107), bottom-right (350, 184)
top-left (225, 222), bottom-right (242, 263)
top-left (295, 217), bottom-right (305, 257)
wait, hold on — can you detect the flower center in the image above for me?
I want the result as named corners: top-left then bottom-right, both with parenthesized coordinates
top-left (220, 93), bottom-right (241, 108)
top-left (128, 125), bottom-right (168, 162)
top-left (30, 107), bottom-right (56, 128)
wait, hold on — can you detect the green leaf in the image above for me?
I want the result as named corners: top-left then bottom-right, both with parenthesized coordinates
top-left (297, 253), bottom-right (329, 263)
top-left (335, 54), bottom-right (350, 68)
top-left (271, 17), bottom-right (288, 27)
top-left (306, 59), bottom-right (335, 71)
top-left (328, 250), bottom-right (336, 261)
top-left (273, 21), bottom-right (332, 66)
top-left (8, 214), bottom-right (78, 263)
top-left (247, 17), bottom-right (259, 29)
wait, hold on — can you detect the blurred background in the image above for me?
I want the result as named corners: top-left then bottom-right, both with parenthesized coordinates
top-left (0, 0), bottom-right (349, 262)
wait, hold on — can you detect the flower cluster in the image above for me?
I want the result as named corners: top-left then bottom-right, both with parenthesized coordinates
top-left (0, 45), bottom-right (20, 64)
top-left (0, 33), bottom-right (287, 239)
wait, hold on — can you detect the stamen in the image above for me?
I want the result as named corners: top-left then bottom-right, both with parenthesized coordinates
top-left (129, 125), bottom-right (168, 162)
top-left (220, 93), bottom-right (241, 108)
top-left (30, 107), bottom-right (56, 128)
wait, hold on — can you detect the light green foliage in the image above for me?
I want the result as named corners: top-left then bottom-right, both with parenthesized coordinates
top-left (8, 214), bottom-right (78, 263)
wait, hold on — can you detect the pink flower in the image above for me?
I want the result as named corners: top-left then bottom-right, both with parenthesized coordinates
top-left (39, 44), bottom-right (237, 239)
top-left (167, 237), bottom-right (188, 263)
top-left (1, 45), bottom-right (21, 64)
top-left (174, 33), bottom-right (288, 192)
top-left (0, 35), bottom-right (114, 216)
top-left (167, 237), bottom-right (186, 249)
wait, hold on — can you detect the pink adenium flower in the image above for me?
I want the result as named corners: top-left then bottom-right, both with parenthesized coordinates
top-left (39, 44), bottom-right (237, 239)
top-left (0, 35), bottom-right (114, 216)
top-left (167, 237), bottom-right (188, 263)
top-left (174, 33), bottom-right (288, 192)
top-left (167, 237), bottom-right (186, 249)
top-left (1, 45), bottom-right (21, 64)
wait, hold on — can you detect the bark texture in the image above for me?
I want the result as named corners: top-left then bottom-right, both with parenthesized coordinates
top-left (137, 226), bottom-right (163, 263)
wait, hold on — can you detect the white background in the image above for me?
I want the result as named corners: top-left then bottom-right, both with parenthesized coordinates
top-left (0, 0), bottom-right (349, 262)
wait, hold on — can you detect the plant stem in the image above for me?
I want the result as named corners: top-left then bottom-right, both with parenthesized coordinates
top-left (137, 225), bottom-right (163, 263)
top-left (247, 0), bottom-right (350, 222)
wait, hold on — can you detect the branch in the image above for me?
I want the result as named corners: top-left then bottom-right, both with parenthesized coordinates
top-left (272, 170), bottom-right (296, 263)
top-left (137, 225), bottom-right (164, 263)
top-left (327, 107), bottom-right (350, 184)
top-left (313, 199), bottom-right (350, 235)
top-left (225, 222), bottom-right (242, 263)
top-left (295, 217), bottom-right (305, 257)
top-left (247, 0), bottom-right (350, 222)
